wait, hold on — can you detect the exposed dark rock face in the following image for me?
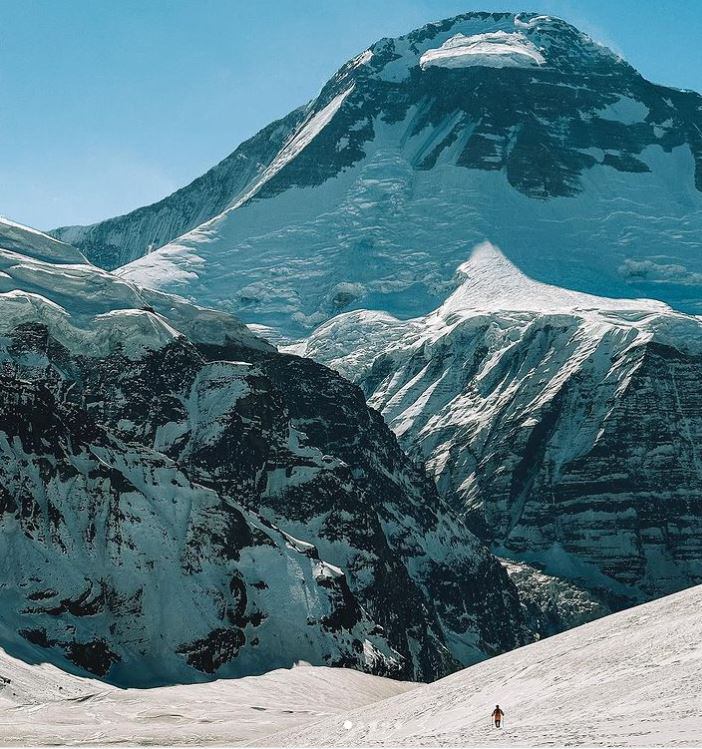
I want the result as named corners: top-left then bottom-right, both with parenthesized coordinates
top-left (295, 245), bottom-right (702, 625)
top-left (0, 221), bottom-right (530, 686)
top-left (445, 337), bottom-right (702, 608)
top-left (1, 326), bottom-right (528, 685)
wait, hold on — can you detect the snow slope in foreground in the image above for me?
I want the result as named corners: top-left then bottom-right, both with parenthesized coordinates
top-left (0, 657), bottom-right (415, 746)
top-left (267, 584), bottom-right (702, 747)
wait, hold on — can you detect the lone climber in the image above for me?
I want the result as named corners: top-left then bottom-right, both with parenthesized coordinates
top-left (492, 705), bottom-right (504, 728)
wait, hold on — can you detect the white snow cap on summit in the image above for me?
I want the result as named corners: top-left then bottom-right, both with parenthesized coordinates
top-left (376, 12), bottom-right (615, 82)
top-left (420, 31), bottom-right (546, 70)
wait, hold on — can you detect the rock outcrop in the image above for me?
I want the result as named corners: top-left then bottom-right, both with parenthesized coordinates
top-left (0, 219), bottom-right (529, 686)
top-left (293, 244), bottom-right (702, 614)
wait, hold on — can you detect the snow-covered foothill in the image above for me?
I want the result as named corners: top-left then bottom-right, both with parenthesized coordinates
top-left (269, 585), bottom-right (702, 747)
top-left (0, 654), bottom-right (416, 746)
top-left (0, 218), bottom-right (530, 686)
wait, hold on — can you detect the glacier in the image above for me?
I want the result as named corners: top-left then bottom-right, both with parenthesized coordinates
top-left (273, 584), bottom-right (702, 747)
top-left (0, 652), bottom-right (415, 745)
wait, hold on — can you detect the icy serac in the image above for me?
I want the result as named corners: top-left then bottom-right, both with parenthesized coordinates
top-left (53, 12), bottom-right (702, 335)
top-left (0, 218), bottom-right (529, 685)
top-left (292, 243), bottom-right (702, 617)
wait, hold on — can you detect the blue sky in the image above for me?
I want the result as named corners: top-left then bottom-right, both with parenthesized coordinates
top-left (3, 0), bottom-right (702, 229)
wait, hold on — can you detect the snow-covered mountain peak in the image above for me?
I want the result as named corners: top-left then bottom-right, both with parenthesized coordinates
top-left (291, 250), bottom-right (702, 615)
top-left (438, 242), bottom-right (671, 320)
top-left (362, 11), bottom-right (624, 83)
top-left (58, 10), bottom-right (702, 334)
top-left (290, 246), bottom-right (702, 386)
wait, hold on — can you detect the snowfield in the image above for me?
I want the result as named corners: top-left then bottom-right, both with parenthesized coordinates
top-left (267, 585), bottom-right (702, 747)
top-left (0, 657), bottom-right (415, 746)
top-left (1, 585), bottom-right (701, 746)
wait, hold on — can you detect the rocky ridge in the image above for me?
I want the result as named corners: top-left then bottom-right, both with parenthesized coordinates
top-left (290, 243), bottom-right (702, 614)
top-left (0, 219), bottom-right (530, 685)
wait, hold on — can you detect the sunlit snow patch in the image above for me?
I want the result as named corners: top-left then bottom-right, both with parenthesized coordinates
top-left (419, 31), bottom-right (546, 69)
top-left (349, 49), bottom-right (373, 69)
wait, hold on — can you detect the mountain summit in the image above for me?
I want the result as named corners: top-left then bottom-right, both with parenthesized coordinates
top-left (53, 12), bottom-right (702, 336)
